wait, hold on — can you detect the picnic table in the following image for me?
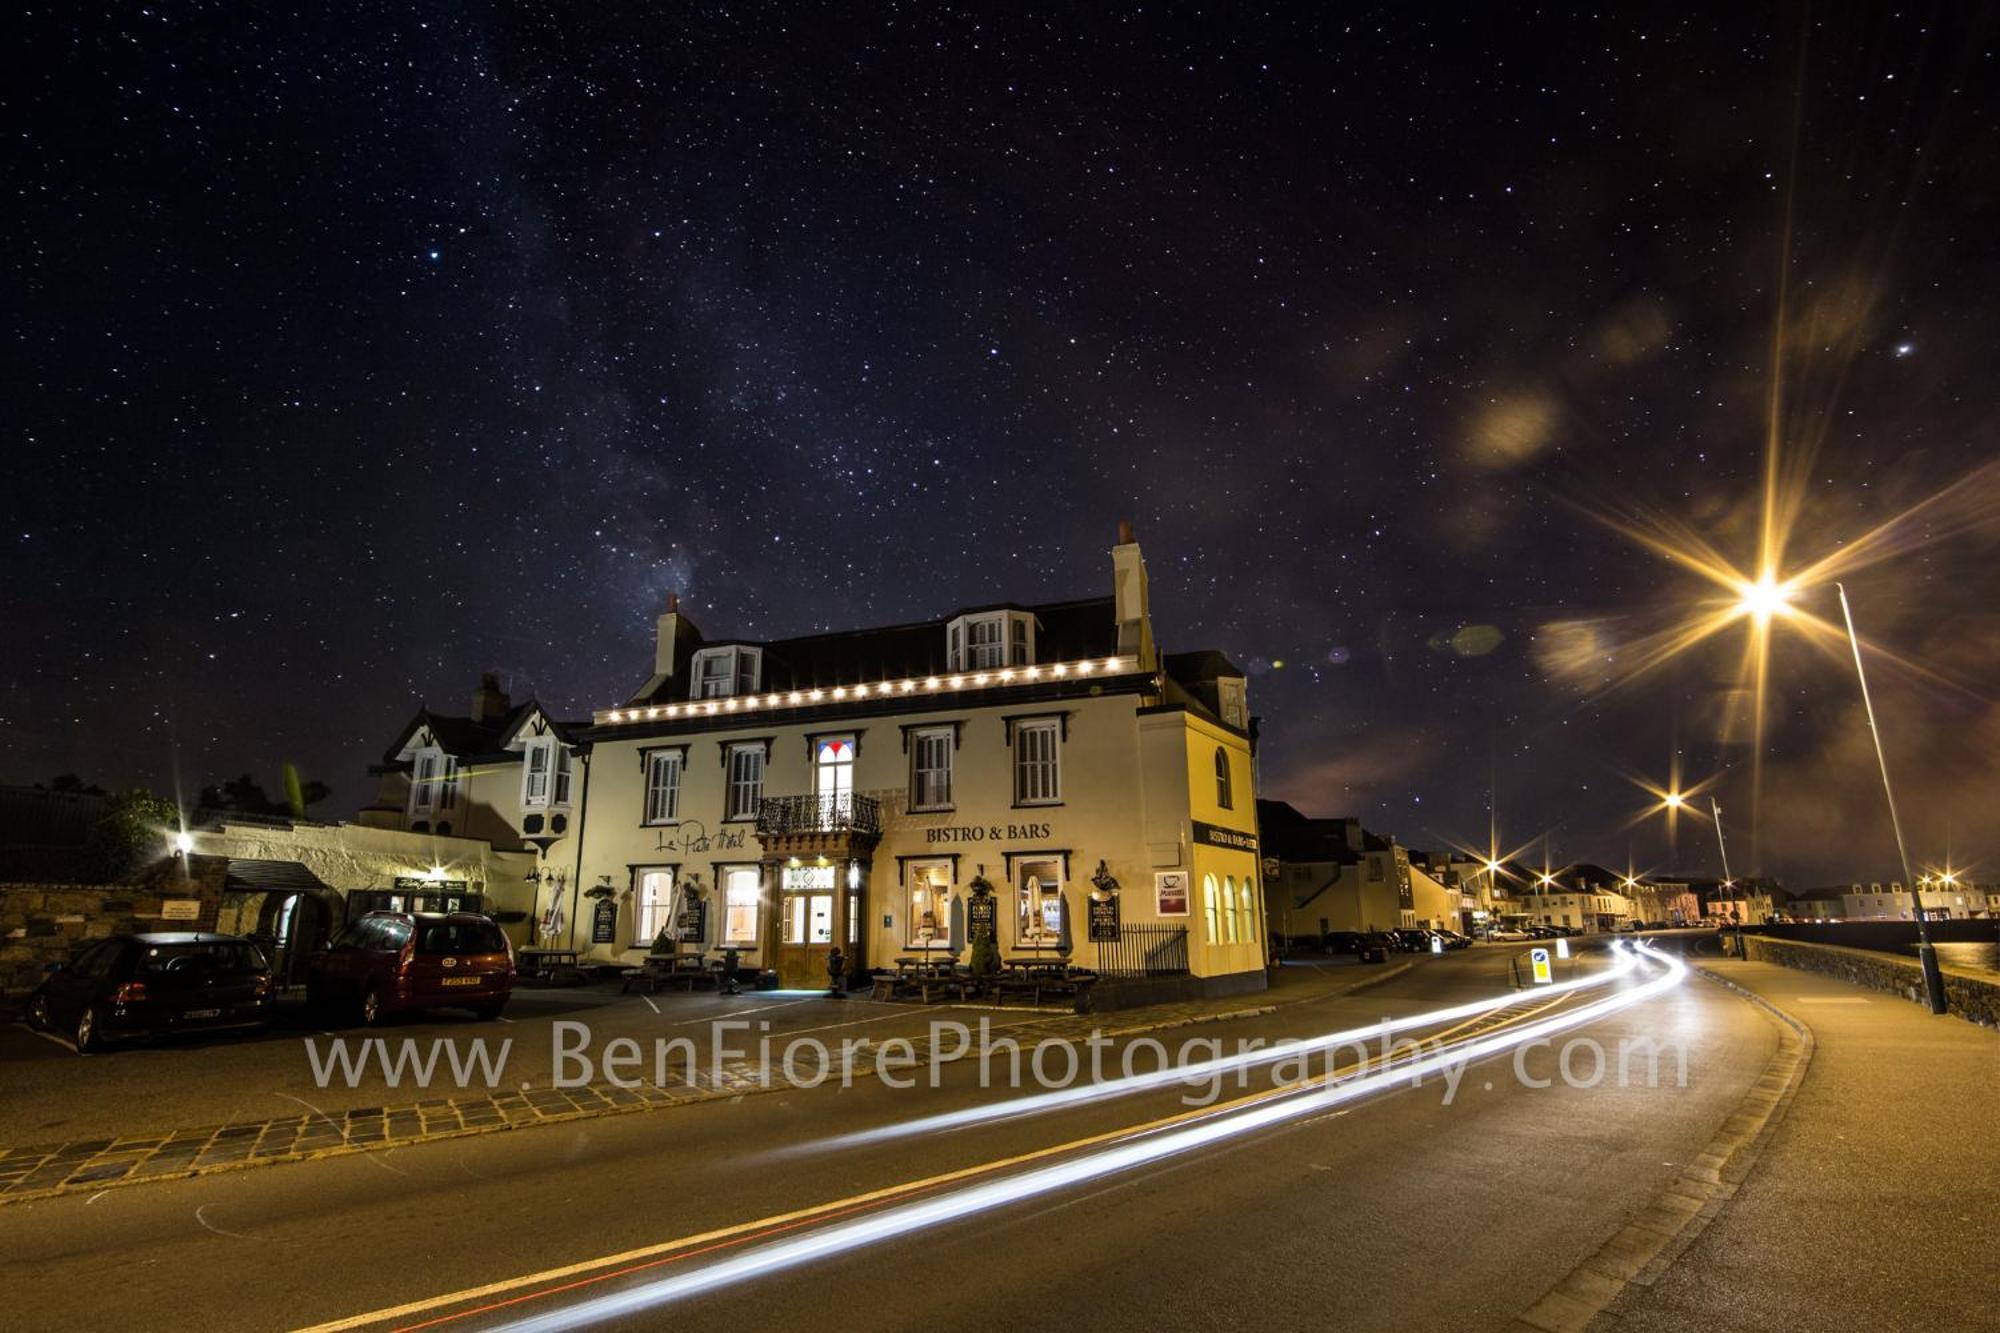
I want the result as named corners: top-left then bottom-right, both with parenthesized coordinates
top-left (992, 956), bottom-right (1096, 1006)
top-left (869, 953), bottom-right (966, 1002)
top-left (622, 951), bottom-right (718, 994)
top-left (517, 948), bottom-right (581, 979)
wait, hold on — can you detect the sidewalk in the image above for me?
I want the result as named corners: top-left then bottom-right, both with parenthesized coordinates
top-left (0, 958), bottom-right (1414, 1205)
top-left (1596, 958), bottom-right (2000, 1332)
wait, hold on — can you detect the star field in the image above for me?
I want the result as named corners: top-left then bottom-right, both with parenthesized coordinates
top-left (5, 3), bottom-right (1997, 885)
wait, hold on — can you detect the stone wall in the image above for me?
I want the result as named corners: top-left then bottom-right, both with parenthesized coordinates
top-left (0, 855), bottom-right (229, 997)
top-left (1743, 934), bottom-right (2000, 1029)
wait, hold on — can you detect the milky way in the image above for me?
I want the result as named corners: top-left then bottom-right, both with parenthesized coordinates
top-left (7, 4), bottom-right (1997, 885)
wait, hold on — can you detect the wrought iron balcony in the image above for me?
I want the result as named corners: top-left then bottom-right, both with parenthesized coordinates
top-left (755, 792), bottom-right (883, 838)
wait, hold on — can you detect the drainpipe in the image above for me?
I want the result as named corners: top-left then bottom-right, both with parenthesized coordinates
top-left (566, 749), bottom-right (593, 953)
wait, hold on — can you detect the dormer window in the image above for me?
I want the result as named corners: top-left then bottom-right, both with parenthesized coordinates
top-left (1217, 678), bottom-right (1248, 729)
top-left (408, 747), bottom-right (457, 818)
top-left (947, 610), bottom-right (1034, 671)
top-left (690, 646), bottom-right (762, 699)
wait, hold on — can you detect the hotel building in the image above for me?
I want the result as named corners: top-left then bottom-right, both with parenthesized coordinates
top-left (569, 525), bottom-right (1268, 995)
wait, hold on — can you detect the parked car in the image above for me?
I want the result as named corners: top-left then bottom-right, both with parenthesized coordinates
top-left (308, 911), bottom-right (514, 1024)
top-left (25, 933), bottom-right (275, 1053)
top-left (1388, 927), bottom-right (1438, 953)
top-left (1486, 927), bottom-right (1531, 942)
top-left (1433, 929), bottom-right (1473, 950)
top-left (1321, 930), bottom-right (1393, 963)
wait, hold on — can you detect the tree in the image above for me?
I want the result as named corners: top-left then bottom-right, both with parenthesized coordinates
top-left (37, 774), bottom-right (107, 795)
top-left (81, 789), bottom-right (182, 884)
top-left (198, 769), bottom-right (330, 817)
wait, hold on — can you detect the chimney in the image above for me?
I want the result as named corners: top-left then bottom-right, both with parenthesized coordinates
top-left (471, 671), bottom-right (511, 722)
top-left (655, 590), bottom-right (703, 680)
top-left (1112, 518), bottom-right (1155, 668)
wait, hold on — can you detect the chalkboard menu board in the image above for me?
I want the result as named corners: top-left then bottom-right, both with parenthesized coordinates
top-left (591, 898), bottom-right (618, 944)
top-left (968, 891), bottom-right (998, 942)
top-left (1088, 894), bottom-right (1120, 942)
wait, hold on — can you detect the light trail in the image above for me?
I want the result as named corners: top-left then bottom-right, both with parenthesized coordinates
top-left (803, 944), bottom-right (1643, 1151)
top-left (476, 942), bottom-right (1686, 1333)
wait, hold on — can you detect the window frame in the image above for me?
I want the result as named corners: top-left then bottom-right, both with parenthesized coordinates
top-left (643, 748), bottom-right (685, 826)
top-left (724, 742), bottom-right (765, 822)
top-left (633, 866), bottom-right (676, 946)
top-left (904, 856), bottom-right (955, 948)
top-left (409, 749), bottom-right (442, 816)
top-left (689, 645), bottom-right (762, 699)
top-left (720, 864), bottom-right (762, 945)
top-left (1213, 745), bottom-right (1234, 810)
top-left (521, 738), bottom-right (555, 809)
top-left (1012, 856), bottom-right (1065, 948)
top-left (908, 726), bottom-right (955, 812)
top-left (1011, 717), bottom-right (1062, 807)
top-left (945, 610), bottom-right (1035, 671)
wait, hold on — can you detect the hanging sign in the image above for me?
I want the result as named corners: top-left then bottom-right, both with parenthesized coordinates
top-left (1154, 871), bottom-right (1190, 917)
top-left (591, 898), bottom-right (618, 945)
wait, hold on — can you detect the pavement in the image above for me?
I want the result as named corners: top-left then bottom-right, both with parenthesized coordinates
top-left (1592, 954), bottom-right (2000, 1332)
top-left (0, 941), bottom-right (1792, 1331)
top-left (0, 956), bottom-right (1409, 1202)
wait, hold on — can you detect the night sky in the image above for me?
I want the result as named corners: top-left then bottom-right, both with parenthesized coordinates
top-left (7, 5), bottom-right (1998, 888)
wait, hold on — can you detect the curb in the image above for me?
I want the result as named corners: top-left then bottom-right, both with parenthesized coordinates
top-left (1508, 963), bottom-right (1816, 1333)
top-left (0, 989), bottom-right (1323, 1208)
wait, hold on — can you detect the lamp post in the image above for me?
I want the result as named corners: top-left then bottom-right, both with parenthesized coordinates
top-left (1834, 582), bottom-right (1946, 1013)
top-left (1710, 796), bottom-right (1744, 957)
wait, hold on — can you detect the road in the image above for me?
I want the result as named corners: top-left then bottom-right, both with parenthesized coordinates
top-left (0, 939), bottom-right (1774, 1331)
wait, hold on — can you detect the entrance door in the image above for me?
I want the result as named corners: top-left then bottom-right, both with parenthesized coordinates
top-left (776, 885), bottom-right (835, 988)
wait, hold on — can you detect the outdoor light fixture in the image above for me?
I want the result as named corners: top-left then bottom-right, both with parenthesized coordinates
top-left (597, 654), bottom-right (1141, 726)
top-left (173, 830), bottom-right (193, 855)
top-left (1733, 573), bottom-right (1796, 625)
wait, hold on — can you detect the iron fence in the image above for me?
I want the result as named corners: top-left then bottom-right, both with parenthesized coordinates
top-left (1092, 923), bottom-right (1190, 977)
top-left (755, 792), bottom-right (883, 837)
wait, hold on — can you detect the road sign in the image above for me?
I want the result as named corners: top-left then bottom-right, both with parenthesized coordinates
top-left (1556, 936), bottom-right (1571, 960)
top-left (1529, 946), bottom-right (1552, 984)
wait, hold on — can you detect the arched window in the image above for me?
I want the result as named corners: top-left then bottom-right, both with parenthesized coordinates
top-left (1202, 875), bottom-right (1220, 944)
top-left (1221, 875), bottom-right (1239, 943)
top-left (1214, 747), bottom-right (1233, 810)
top-left (1238, 878), bottom-right (1257, 942)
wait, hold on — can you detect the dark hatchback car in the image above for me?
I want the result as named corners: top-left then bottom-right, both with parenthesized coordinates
top-left (308, 911), bottom-right (514, 1024)
top-left (1321, 930), bottom-right (1393, 963)
top-left (26, 933), bottom-right (275, 1053)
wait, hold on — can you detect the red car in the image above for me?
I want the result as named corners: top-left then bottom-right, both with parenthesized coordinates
top-left (308, 911), bottom-right (514, 1024)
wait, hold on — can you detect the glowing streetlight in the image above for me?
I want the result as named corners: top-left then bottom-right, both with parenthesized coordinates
top-left (1733, 573), bottom-right (1796, 625)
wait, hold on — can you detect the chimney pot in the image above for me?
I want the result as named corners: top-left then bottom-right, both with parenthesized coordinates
top-left (1117, 518), bottom-right (1135, 545)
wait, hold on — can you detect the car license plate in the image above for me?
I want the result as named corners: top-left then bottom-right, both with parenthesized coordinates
top-left (185, 1008), bottom-right (221, 1019)
top-left (440, 976), bottom-right (481, 987)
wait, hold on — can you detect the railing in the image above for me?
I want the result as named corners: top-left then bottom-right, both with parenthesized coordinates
top-left (1092, 923), bottom-right (1190, 977)
top-left (755, 792), bottom-right (883, 837)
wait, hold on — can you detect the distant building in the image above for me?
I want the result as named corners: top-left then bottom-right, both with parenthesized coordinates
top-left (1257, 802), bottom-right (1453, 937)
top-left (1791, 882), bottom-right (1992, 922)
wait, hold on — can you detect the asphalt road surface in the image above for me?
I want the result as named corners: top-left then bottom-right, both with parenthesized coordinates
top-left (0, 940), bottom-right (1774, 1331)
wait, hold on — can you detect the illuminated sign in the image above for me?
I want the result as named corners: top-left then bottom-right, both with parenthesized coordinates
top-left (1530, 946), bottom-right (1552, 984)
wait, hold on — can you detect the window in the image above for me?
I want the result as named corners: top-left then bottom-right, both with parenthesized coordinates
top-left (1013, 718), bottom-right (1061, 805)
top-left (635, 869), bottom-right (674, 945)
top-left (1221, 875), bottom-right (1239, 943)
top-left (523, 741), bottom-right (551, 807)
top-left (1214, 746), bottom-right (1233, 810)
top-left (410, 752), bottom-right (440, 813)
top-left (1238, 878), bottom-right (1257, 942)
top-left (910, 728), bottom-right (954, 811)
top-left (1015, 858), bottom-right (1063, 946)
top-left (552, 746), bottom-right (573, 806)
top-left (814, 736), bottom-right (854, 822)
top-left (1218, 677), bottom-right (1248, 729)
top-left (436, 755), bottom-right (459, 811)
top-left (690, 646), bottom-right (762, 699)
top-left (722, 866), bottom-right (762, 943)
top-left (725, 744), bottom-right (764, 820)
top-left (946, 611), bottom-right (1035, 670)
top-left (1202, 874), bottom-right (1221, 944)
top-left (907, 858), bottom-right (953, 946)
top-left (644, 750), bottom-right (683, 825)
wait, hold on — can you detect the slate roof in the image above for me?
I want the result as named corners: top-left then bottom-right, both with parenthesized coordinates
top-left (381, 699), bottom-right (587, 768)
top-left (629, 596), bottom-right (1122, 706)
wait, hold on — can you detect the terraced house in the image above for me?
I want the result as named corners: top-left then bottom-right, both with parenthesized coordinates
top-left (570, 524), bottom-right (1268, 995)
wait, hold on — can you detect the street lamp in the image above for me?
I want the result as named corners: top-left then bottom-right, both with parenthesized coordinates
top-left (1729, 577), bottom-right (1945, 1012)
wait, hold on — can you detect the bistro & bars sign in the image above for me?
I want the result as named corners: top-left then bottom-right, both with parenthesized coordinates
top-left (924, 821), bottom-right (1053, 845)
top-left (1191, 820), bottom-right (1258, 853)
